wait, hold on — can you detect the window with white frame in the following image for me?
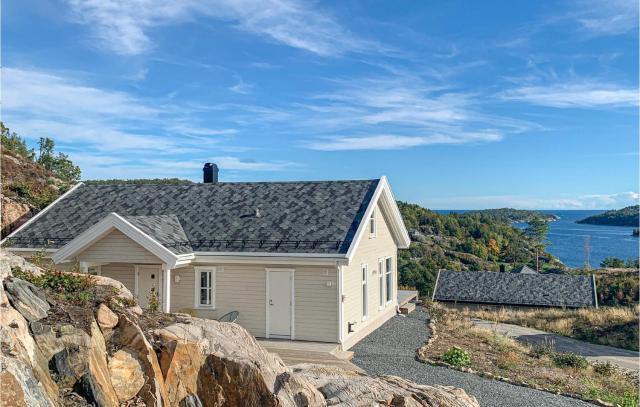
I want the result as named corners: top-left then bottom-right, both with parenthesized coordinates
top-left (361, 264), bottom-right (368, 320)
top-left (385, 257), bottom-right (393, 303)
top-left (195, 267), bottom-right (215, 307)
top-left (369, 210), bottom-right (376, 237)
top-left (378, 259), bottom-right (384, 308)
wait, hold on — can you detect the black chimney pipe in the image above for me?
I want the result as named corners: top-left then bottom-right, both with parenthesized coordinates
top-left (203, 163), bottom-right (218, 183)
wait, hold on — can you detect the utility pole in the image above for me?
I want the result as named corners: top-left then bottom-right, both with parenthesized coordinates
top-left (583, 235), bottom-right (591, 270)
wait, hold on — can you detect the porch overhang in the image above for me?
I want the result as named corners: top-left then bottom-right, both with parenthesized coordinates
top-left (51, 212), bottom-right (194, 268)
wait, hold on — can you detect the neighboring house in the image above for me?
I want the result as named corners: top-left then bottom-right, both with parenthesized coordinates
top-left (1, 164), bottom-right (410, 350)
top-left (511, 265), bottom-right (537, 274)
top-left (432, 270), bottom-right (597, 309)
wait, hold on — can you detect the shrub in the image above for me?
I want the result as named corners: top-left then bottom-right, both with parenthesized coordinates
top-left (13, 268), bottom-right (96, 306)
top-left (442, 346), bottom-right (470, 367)
top-left (147, 290), bottom-right (160, 312)
top-left (551, 352), bottom-right (588, 369)
top-left (593, 361), bottom-right (616, 376)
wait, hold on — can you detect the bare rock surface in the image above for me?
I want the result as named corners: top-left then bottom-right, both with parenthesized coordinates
top-left (0, 301), bottom-right (59, 406)
top-left (296, 364), bottom-right (480, 407)
top-left (155, 318), bottom-right (326, 407)
top-left (96, 303), bottom-right (119, 330)
top-left (4, 277), bottom-right (50, 322)
top-left (108, 349), bottom-right (146, 402)
top-left (0, 248), bottom-right (44, 275)
top-left (112, 315), bottom-right (170, 406)
top-left (1, 194), bottom-right (36, 236)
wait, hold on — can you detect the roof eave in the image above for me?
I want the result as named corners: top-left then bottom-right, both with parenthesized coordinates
top-left (345, 176), bottom-right (411, 261)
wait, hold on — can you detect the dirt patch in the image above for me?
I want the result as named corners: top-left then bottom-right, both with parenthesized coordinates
top-left (39, 302), bottom-right (95, 335)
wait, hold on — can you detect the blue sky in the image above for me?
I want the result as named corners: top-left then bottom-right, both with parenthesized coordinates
top-left (3, 0), bottom-right (638, 209)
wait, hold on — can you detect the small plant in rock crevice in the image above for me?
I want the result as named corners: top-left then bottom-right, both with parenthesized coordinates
top-left (147, 289), bottom-right (160, 312)
top-left (442, 346), bottom-right (470, 367)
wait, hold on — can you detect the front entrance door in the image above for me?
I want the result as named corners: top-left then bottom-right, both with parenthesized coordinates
top-left (267, 270), bottom-right (293, 339)
top-left (137, 265), bottom-right (161, 309)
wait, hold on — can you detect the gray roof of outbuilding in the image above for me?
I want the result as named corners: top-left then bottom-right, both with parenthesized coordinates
top-left (433, 270), bottom-right (596, 308)
top-left (6, 180), bottom-right (379, 254)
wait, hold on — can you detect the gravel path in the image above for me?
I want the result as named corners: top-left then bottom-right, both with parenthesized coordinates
top-left (351, 308), bottom-right (592, 407)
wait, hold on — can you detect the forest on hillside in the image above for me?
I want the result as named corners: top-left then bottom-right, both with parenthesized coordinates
top-left (577, 205), bottom-right (639, 227)
top-left (397, 202), bottom-right (561, 297)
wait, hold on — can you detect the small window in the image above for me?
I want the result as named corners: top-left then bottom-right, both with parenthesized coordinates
top-left (369, 210), bottom-right (376, 237)
top-left (361, 264), bottom-right (368, 320)
top-left (195, 267), bottom-right (215, 308)
top-left (385, 257), bottom-right (393, 303)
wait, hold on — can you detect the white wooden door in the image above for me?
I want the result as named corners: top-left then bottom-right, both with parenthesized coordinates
top-left (268, 270), bottom-right (293, 338)
top-left (137, 265), bottom-right (161, 309)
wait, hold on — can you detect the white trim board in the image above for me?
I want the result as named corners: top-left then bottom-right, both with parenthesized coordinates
top-left (345, 176), bottom-right (411, 263)
top-left (0, 182), bottom-right (84, 244)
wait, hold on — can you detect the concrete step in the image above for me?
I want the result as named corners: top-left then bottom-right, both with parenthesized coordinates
top-left (332, 350), bottom-right (354, 360)
top-left (399, 302), bottom-right (416, 314)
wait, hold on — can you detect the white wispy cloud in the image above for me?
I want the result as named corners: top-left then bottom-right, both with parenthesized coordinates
top-left (213, 156), bottom-right (298, 171)
top-left (572, 0), bottom-right (639, 36)
top-left (64, 0), bottom-right (375, 56)
top-left (501, 82), bottom-right (638, 108)
top-left (1, 67), bottom-right (229, 152)
top-left (298, 73), bottom-right (536, 150)
top-left (229, 75), bottom-right (254, 94)
top-left (306, 133), bottom-right (503, 151)
top-left (2, 66), bottom-right (298, 178)
top-left (424, 192), bottom-right (640, 210)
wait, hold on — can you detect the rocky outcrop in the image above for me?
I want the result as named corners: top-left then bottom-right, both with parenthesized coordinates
top-left (1, 250), bottom-right (480, 407)
top-left (108, 349), bottom-right (146, 402)
top-left (1, 195), bottom-right (36, 237)
top-left (155, 319), bottom-right (326, 407)
top-left (296, 364), bottom-right (480, 407)
top-left (112, 315), bottom-right (170, 406)
top-left (4, 278), bottom-right (50, 322)
top-left (0, 301), bottom-right (60, 406)
top-left (96, 303), bottom-right (119, 331)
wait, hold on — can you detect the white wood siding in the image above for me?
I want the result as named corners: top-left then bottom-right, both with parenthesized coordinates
top-left (342, 201), bottom-right (398, 347)
top-left (171, 263), bottom-right (337, 342)
top-left (100, 263), bottom-right (136, 294)
top-left (294, 267), bottom-right (338, 342)
top-left (76, 229), bottom-right (161, 264)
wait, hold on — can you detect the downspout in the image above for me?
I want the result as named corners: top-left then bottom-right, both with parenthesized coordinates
top-left (337, 262), bottom-right (344, 345)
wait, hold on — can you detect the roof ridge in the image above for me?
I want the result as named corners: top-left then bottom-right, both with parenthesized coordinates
top-left (82, 179), bottom-right (379, 187)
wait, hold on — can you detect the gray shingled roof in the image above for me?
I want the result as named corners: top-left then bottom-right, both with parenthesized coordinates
top-left (6, 180), bottom-right (379, 254)
top-left (123, 215), bottom-right (192, 255)
top-left (433, 270), bottom-right (596, 308)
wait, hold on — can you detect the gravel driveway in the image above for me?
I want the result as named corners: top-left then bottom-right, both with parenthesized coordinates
top-left (351, 308), bottom-right (592, 407)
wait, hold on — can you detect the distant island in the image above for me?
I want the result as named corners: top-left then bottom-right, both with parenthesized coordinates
top-left (576, 205), bottom-right (639, 227)
top-left (465, 208), bottom-right (559, 223)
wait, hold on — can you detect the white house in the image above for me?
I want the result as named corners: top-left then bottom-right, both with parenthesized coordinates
top-left (2, 164), bottom-right (410, 350)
